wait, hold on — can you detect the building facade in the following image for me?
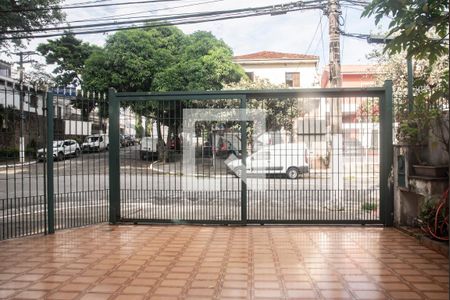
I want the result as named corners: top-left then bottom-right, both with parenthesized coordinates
top-left (233, 51), bottom-right (319, 88)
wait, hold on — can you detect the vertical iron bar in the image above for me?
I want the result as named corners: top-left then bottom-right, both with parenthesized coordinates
top-left (240, 95), bottom-right (247, 224)
top-left (380, 81), bottom-right (393, 226)
top-left (407, 58), bottom-right (413, 112)
top-left (108, 88), bottom-right (120, 223)
top-left (46, 92), bottom-right (55, 234)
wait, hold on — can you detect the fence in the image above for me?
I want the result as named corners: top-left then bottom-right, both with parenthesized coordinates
top-left (0, 86), bottom-right (109, 240)
top-left (1, 82), bottom-right (394, 241)
top-left (109, 84), bottom-right (393, 225)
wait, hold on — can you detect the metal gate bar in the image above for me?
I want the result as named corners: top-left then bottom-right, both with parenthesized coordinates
top-left (108, 82), bottom-right (393, 226)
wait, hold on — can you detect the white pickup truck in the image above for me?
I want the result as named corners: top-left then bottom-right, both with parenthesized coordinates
top-left (82, 134), bottom-right (109, 152)
top-left (140, 137), bottom-right (158, 160)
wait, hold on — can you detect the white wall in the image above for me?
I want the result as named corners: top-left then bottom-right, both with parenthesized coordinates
top-left (239, 62), bottom-right (318, 88)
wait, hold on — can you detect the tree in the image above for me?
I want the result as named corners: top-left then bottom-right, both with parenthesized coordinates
top-left (362, 0), bottom-right (449, 63)
top-left (224, 78), bottom-right (300, 134)
top-left (37, 33), bottom-right (99, 86)
top-left (83, 27), bottom-right (244, 160)
top-left (364, 0), bottom-right (449, 163)
top-left (0, 0), bottom-right (65, 51)
top-left (37, 33), bottom-right (101, 120)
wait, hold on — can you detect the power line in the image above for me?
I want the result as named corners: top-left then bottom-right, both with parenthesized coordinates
top-left (68, 0), bottom-right (224, 24)
top-left (305, 13), bottom-right (323, 54)
top-left (0, 0), bottom-right (182, 13)
top-left (319, 13), bottom-right (327, 67)
top-left (341, 7), bottom-right (347, 59)
top-left (2, 1), bottom-right (325, 35)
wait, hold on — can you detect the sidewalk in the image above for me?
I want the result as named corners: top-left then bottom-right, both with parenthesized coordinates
top-left (0, 160), bottom-right (37, 169)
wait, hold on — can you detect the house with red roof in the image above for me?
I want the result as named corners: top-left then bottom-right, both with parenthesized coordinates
top-left (233, 51), bottom-right (320, 88)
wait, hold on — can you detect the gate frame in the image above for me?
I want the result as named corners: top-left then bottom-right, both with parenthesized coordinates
top-left (107, 81), bottom-right (393, 226)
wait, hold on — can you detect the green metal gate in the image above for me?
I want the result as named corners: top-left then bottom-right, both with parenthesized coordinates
top-left (109, 82), bottom-right (393, 225)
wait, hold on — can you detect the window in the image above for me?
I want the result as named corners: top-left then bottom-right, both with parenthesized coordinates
top-left (285, 72), bottom-right (300, 87)
top-left (245, 72), bottom-right (255, 82)
top-left (254, 151), bottom-right (270, 160)
top-left (57, 106), bottom-right (62, 119)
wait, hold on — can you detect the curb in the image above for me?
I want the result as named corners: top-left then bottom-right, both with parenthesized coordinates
top-left (0, 160), bottom-right (37, 169)
top-left (149, 161), bottom-right (232, 178)
top-left (396, 226), bottom-right (449, 258)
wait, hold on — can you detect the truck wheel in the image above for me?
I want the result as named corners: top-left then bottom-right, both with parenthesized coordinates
top-left (57, 152), bottom-right (64, 161)
top-left (286, 167), bottom-right (299, 179)
top-left (233, 167), bottom-right (244, 178)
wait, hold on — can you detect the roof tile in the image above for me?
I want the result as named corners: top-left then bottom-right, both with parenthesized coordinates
top-left (234, 51), bottom-right (318, 60)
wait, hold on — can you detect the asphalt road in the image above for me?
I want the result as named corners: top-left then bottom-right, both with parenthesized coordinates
top-left (0, 146), bottom-right (380, 240)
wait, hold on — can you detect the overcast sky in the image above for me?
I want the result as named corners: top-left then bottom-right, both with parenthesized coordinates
top-left (7, 0), bottom-right (389, 72)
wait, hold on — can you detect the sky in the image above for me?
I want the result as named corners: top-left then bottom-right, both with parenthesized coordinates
top-left (5, 0), bottom-right (389, 73)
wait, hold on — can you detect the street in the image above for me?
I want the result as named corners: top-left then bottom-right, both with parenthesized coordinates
top-left (1, 145), bottom-right (380, 239)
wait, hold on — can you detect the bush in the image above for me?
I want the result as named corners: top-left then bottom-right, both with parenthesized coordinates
top-left (0, 147), bottom-right (37, 159)
top-left (361, 202), bottom-right (377, 211)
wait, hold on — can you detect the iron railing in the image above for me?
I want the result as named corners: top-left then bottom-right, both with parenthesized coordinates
top-left (0, 86), bottom-right (110, 240)
top-left (0, 82), bottom-right (394, 241)
top-left (109, 83), bottom-right (393, 225)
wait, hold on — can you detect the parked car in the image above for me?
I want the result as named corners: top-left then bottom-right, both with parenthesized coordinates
top-left (226, 143), bottom-right (309, 179)
top-left (37, 139), bottom-right (81, 162)
top-left (124, 135), bottom-right (136, 146)
top-left (82, 134), bottom-right (109, 152)
top-left (119, 135), bottom-right (127, 147)
top-left (140, 137), bottom-right (158, 160)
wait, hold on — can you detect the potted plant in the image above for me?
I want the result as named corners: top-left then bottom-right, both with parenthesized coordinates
top-left (396, 71), bottom-right (449, 178)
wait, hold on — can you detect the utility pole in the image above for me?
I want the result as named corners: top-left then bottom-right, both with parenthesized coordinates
top-left (327, 0), bottom-right (342, 134)
top-left (14, 51), bottom-right (36, 163)
top-left (328, 0), bottom-right (342, 88)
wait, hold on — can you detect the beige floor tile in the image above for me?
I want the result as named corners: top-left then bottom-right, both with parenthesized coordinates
top-left (0, 225), bottom-right (447, 300)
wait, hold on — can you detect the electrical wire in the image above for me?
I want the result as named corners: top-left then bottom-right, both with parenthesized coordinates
top-left (341, 8), bottom-right (347, 58)
top-left (0, 0), bottom-right (183, 13)
top-left (68, 0), bottom-right (224, 24)
top-left (305, 13), bottom-right (323, 54)
top-left (2, 1), bottom-right (324, 35)
top-left (319, 15), bottom-right (327, 63)
top-left (1, 2), bottom-right (326, 40)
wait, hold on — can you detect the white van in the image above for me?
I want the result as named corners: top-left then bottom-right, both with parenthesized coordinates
top-left (226, 143), bottom-right (309, 179)
top-left (140, 137), bottom-right (158, 160)
top-left (82, 134), bottom-right (109, 152)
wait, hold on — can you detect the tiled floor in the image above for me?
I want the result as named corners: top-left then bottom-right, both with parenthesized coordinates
top-left (0, 225), bottom-right (448, 300)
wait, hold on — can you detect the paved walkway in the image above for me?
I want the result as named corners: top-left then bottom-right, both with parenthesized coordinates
top-left (0, 225), bottom-right (448, 299)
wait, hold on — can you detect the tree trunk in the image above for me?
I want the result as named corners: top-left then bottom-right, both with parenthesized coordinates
top-left (156, 119), bottom-right (167, 162)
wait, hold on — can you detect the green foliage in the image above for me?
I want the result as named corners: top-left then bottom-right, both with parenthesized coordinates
top-left (0, 0), bottom-right (65, 51)
top-left (361, 202), bottom-right (377, 211)
top-left (37, 33), bottom-right (99, 86)
top-left (224, 78), bottom-right (299, 133)
top-left (356, 98), bottom-right (380, 123)
top-left (362, 0), bottom-right (449, 64)
top-left (0, 147), bottom-right (36, 159)
top-left (364, 0), bottom-right (449, 157)
top-left (83, 27), bottom-right (186, 92)
top-left (83, 27), bottom-right (244, 153)
top-left (70, 90), bottom-right (107, 121)
top-left (419, 194), bottom-right (441, 224)
top-left (370, 50), bottom-right (449, 156)
top-left (135, 115), bottom-right (143, 138)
